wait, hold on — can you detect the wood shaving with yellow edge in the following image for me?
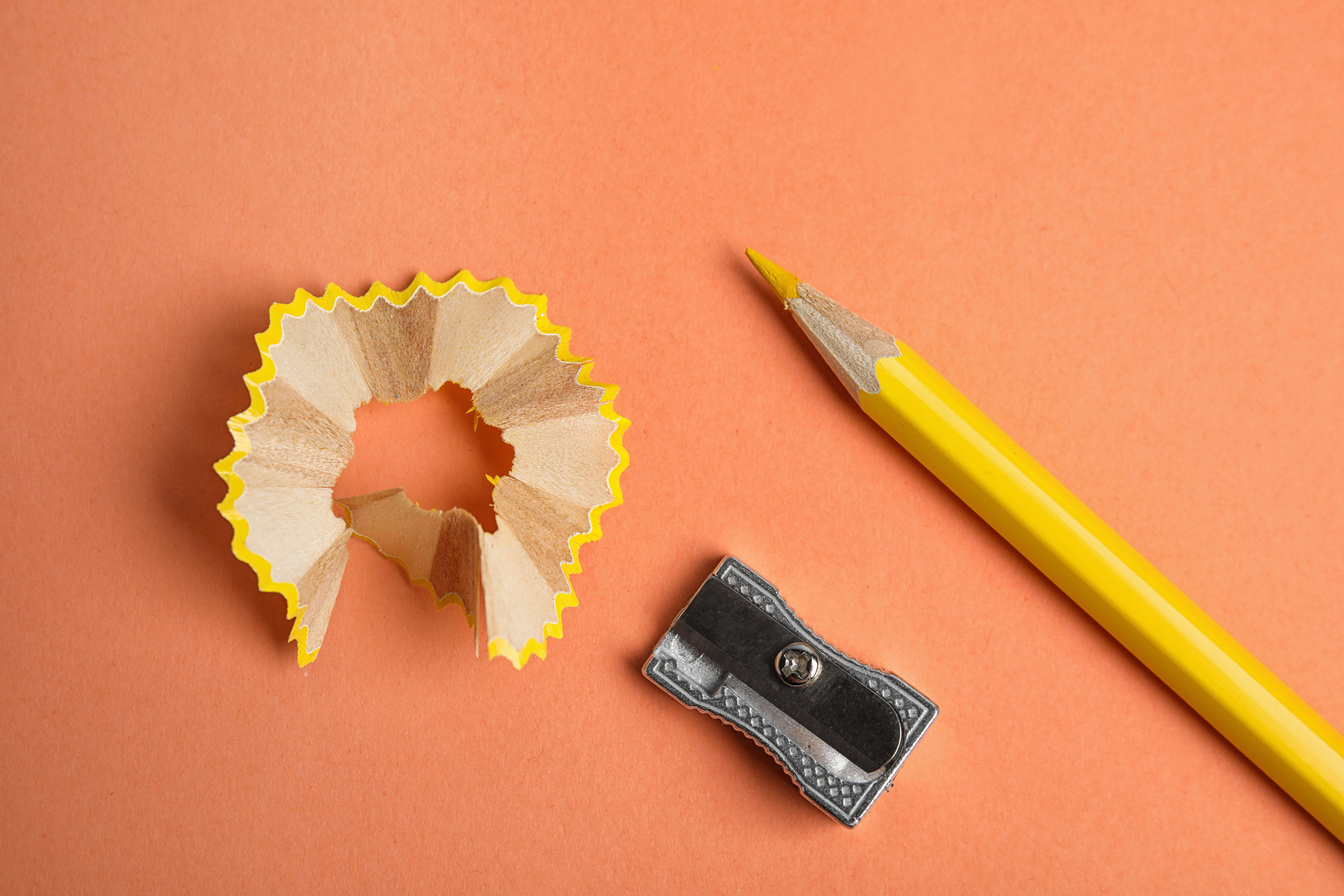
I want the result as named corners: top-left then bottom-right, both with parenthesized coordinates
top-left (214, 273), bottom-right (630, 669)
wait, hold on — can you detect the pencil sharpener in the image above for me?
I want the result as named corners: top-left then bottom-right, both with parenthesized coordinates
top-left (644, 557), bottom-right (937, 827)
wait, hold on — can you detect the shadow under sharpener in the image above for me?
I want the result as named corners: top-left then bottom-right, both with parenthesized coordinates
top-left (644, 557), bottom-right (937, 827)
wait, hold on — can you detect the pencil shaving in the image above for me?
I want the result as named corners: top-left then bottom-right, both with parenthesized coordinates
top-left (215, 273), bottom-right (630, 669)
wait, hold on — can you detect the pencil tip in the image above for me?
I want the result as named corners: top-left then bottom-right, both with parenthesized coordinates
top-left (745, 248), bottom-right (800, 303)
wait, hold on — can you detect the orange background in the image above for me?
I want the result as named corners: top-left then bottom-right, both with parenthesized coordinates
top-left (3, 1), bottom-right (1343, 892)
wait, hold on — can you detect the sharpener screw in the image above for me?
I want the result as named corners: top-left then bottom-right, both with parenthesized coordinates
top-left (775, 642), bottom-right (822, 687)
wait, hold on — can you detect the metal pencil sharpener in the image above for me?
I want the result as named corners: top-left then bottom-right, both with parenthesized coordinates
top-left (644, 557), bottom-right (937, 827)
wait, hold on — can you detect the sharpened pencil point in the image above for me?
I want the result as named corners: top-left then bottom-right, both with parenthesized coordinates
top-left (745, 248), bottom-right (800, 303)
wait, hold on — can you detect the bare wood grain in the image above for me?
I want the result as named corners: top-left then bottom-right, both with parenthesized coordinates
top-left (333, 290), bottom-right (437, 403)
top-left (504, 415), bottom-right (619, 510)
top-left (791, 282), bottom-right (899, 397)
top-left (427, 284), bottom-right (539, 392)
top-left (268, 301), bottom-right (371, 432)
top-left (431, 508), bottom-right (482, 622)
top-left (339, 489), bottom-right (442, 580)
top-left (474, 333), bottom-right (605, 428)
top-left (233, 377), bottom-right (354, 489)
top-left (338, 488), bottom-right (482, 623)
top-left (293, 529), bottom-right (353, 653)
top-left (481, 518), bottom-right (559, 651)
top-left (491, 476), bottom-right (590, 592)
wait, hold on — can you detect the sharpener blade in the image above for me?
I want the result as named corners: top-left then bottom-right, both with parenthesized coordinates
top-left (644, 557), bottom-right (937, 827)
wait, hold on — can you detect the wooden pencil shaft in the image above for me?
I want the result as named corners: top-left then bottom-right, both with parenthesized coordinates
top-left (748, 251), bottom-right (1344, 841)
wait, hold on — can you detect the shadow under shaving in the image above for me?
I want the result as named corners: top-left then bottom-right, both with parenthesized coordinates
top-left (154, 285), bottom-right (296, 657)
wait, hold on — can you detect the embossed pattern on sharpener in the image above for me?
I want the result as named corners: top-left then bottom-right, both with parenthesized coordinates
top-left (644, 557), bottom-right (937, 827)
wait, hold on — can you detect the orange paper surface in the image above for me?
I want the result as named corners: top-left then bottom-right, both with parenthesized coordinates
top-left (2, 1), bottom-right (1342, 892)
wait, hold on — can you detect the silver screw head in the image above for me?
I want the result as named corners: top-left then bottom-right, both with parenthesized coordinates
top-left (775, 642), bottom-right (822, 687)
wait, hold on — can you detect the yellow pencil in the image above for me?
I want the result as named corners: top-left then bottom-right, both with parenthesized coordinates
top-left (746, 248), bottom-right (1344, 841)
